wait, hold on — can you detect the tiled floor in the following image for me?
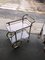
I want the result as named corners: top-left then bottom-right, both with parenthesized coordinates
top-left (0, 30), bottom-right (45, 60)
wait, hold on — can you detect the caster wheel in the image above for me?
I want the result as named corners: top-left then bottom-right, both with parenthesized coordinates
top-left (6, 32), bottom-right (14, 38)
top-left (12, 40), bottom-right (22, 48)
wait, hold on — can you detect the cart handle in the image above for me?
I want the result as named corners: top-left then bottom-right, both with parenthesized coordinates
top-left (6, 14), bottom-right (28, 25)
top-left (6, 18), bottom-right (27, 25)
top-left (6, 19), bottom-right (22, 25)
top-left (6, 14), bottom-right (35, 25)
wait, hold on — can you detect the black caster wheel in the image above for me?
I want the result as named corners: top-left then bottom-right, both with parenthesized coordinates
top-left (6, 32), bottom-right (14, 38)
top-left (12, 40), bottom-right (22, 48)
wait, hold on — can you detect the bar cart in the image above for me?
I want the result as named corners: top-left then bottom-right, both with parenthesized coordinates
top-left (6, 14), bottom-right (35, 48)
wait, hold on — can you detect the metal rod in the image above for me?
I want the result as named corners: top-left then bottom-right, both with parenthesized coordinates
top-left (14, 32), bottom-right (17, 45)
